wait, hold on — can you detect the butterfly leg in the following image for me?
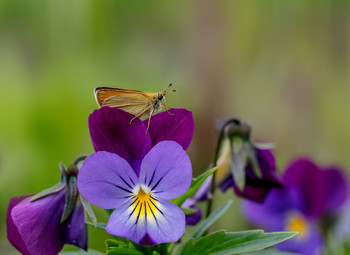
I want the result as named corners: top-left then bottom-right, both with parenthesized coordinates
top-left (146, 108), bottom-right (155, 135)
top-left (163, 104), bottom-right (175, 116)
top-left (129, 108), bottom-right (149, 125)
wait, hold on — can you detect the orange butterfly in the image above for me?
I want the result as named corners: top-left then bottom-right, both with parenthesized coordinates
top-left (94, 83), bottom-right (175, 134)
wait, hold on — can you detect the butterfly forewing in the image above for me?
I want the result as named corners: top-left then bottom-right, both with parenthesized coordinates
top-left (94, 87), bottom-right (157, 117)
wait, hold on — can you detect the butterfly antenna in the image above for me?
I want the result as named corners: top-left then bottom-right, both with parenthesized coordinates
top-left (161, 83), bottom-right (173, 94)
top-left (165, 89), bottom-right (176, 95)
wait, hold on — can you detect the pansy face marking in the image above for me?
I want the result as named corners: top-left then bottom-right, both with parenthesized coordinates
top-left (78, 141), bottom-right (192, 245)
top-left (127, 185), bottom-right (162, 227)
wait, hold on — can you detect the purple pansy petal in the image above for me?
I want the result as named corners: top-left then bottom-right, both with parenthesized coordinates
top-left (323, 167), bottom-right (349, 212)
top-left (182, 199), bottom-right (202, 225)
top-left (63, 201), bottom-right (87, 250)
top-left (193, 177), bottom-right (212, 201)
top-left (277, 223), bottom-right (324, 255)
top-left (78, 151), bottom-right (139, 209)
top-left (146, 198), bottom-right (186, 244)
top-left (219, 176), bottom-right (234, 192)
top-left (139, 141), bottom-right (192, 200)
top-left (244, 149), bottom-right (282, 187)
top-left (185, 206), bottom-right (202, 226)
top-left (144, 109), bottom-right (194, 150)
top-left (89, 107), bottom-right (151, 174)
top-left (284, 159), bottom-right (327, 219)
top-left (10, 190), bottom-right (66, 255)
top-left (233, 149), bottom-right (282, 202)
top-left (242, 188), bottom-right (294, 231)
top-left (7, 195), bottom-right (32, 255)
top-left (106, 199), bottom-right (147, 245)
top-left (234, 185), bottom-right (271, 203)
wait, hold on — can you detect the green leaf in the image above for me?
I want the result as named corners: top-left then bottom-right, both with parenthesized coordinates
top-left (106, 238), bottom-right (128, 249)
top-left (106, 209), bottom-right (114, 216)
top-left (61, 175), bottom-right (79, 223)
top-left (242, 247), bottom-right (300, 255)
top-left (59, 249), bottom-right (104, 255)
top-left (230, 138), bottom-right (246, 191)
top-left (153, 252), bottom-right (161, 255)
top-left (180, 230), bottom-right (297, 255)
top-left (192, 200), bottom-right (232, 240)
top-left (182, 206), bottom-right (197, 215)
top-left (86, 221), bottom-right (106, 229)
top-left (244, 142), bottom-right (262, 178)
top-left (80, 195), bottom-right (97, 226)
top-left (170, 166), bottom-right (217, 207)
top-left (107, 247), bottom-right (144, 255)
top-left (31, 162), bottom-right (68, 202)
top-left (30, 181), bottom-right (66, 201)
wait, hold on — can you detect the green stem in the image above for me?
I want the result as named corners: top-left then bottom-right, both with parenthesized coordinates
top-left (72, 155), bottom-right (87, 166)
top-left (205, 127), bottom-right (225, 219)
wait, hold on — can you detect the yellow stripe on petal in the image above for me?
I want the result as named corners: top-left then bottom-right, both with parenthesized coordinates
top-left (131, 188), bottom-right (161, 222)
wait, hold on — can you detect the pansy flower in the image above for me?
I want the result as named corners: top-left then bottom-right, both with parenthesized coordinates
top-left (78, 107), bottom-right (194, 245)
top-left (7, 158), bottom-right (91, 255)
top-left (196, 118), bottom-right (282, 203)
top-left (242, 158), bottom-right (349, 255)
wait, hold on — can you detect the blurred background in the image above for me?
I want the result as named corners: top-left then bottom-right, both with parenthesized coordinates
top-left (1, 0), bottom-right (349, 253)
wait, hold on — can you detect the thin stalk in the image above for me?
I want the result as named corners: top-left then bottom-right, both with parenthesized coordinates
top-left (205, 128), bottom-right (225, 219)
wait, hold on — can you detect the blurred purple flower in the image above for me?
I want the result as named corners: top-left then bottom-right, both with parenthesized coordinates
top-left (217, 146), bottom-right (283, 202)
top-left (242, 158), bottom-right (349, 255)
top-left (78, 141), bottom-right (192, 245)
top-left (7, 163), bottom-right (88, 255)
top-left (196, 119), bottom-right (282, 203)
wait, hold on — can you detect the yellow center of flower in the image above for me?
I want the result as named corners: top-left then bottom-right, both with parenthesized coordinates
top-left (132, 188), bottom-right (159, 218)
top-left (285, 212), bottom-right (309, 239)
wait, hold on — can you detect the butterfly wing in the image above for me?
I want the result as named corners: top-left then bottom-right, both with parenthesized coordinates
top-left (94, 87), bottom-right (156, 117)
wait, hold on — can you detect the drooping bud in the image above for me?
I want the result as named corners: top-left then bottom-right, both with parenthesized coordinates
top-left (215, 118), bottom-right (262, 191)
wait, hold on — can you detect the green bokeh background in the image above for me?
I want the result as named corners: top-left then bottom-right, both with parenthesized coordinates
top-left (1, 1), bottom-right (349, 253)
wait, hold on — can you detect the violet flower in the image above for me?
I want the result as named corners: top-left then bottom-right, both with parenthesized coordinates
top-left (78, 141), bottom-right (192, 245)
top-left (78, 107), bottom-right (195, 244)
top-left (212, 118), bottom-right (282, 202)
top-left (7, 159), bottom-right (91, 255)
top-left (242, 158), bottom-right (349, 255)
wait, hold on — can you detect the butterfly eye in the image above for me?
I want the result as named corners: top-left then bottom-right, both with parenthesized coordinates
top-left (157, 94), bottom-right (164, 100)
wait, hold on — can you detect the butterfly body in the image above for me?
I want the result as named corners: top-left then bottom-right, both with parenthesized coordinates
top-left (94, 84), bottom-right (174, 133)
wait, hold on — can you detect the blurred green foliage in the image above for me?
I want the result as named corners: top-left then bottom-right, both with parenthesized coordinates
top-left (1, 0), bottom-right (349, 253)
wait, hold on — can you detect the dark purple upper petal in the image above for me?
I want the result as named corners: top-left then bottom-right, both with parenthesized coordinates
top-left (89, 107), bottom-right (151, 174)
top-left (9, 191), bottom-right (66, 255)
top-left (323, 167), bottom-right (349, 213)
top-left (284, 158), bottom-right (328, 219)
top-left (144, 108), bottom-right (194, 150)
top-left (7, 195), bottom-right (32, 255)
